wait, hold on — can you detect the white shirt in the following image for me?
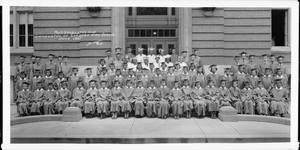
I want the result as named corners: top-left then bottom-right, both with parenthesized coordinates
top-left (166, 62), bottom-right (173, 68)
top-left (142, 63), bottom-right (150, 70)
top-left (147, 54), bottom-right (156, 64)
top-left (127, 62), bottom-right (137, 71)
top-left (135, 54), bottom-right (146, 63)
top-left (154, 62), bottom-right (161, 69)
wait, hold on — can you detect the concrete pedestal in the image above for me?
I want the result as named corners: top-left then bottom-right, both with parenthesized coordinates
top-left (218, 106), bottom-right (238, 122)
top-left (62, 107), bottom-right (82, 122)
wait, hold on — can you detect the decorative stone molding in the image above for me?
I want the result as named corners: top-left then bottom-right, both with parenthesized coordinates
top-left (86, 7), bottom-right (102, 17)
top-left (201, 7), bottom-right (216, 17)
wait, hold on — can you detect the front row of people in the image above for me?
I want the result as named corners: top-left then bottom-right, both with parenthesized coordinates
top-left (16, 76), bottom-right (289, 119)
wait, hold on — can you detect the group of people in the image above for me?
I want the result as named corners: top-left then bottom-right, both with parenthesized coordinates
top-left (14, 46), bottom-right (291, 119)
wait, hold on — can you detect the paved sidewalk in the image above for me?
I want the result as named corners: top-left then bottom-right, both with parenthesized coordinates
top-left (11, 117), bottom-right (290, 143)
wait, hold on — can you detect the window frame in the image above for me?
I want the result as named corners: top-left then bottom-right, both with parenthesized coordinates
top-left (10, 7), bottom-right (34, 54)
top-left (270, 8), bottom-right (291, 52)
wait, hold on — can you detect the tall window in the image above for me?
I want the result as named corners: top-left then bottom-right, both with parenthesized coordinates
top-left (10, 10), bottom-right (33, 48)
top-left (19, 12), bottom-right (33, 47)
top-left (271, 9), bottom-right (289, 47)
top-left (137, 7), bottom-right (168, 15)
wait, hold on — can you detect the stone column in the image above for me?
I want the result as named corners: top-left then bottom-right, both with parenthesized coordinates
top-left (178, 8), bottom-right (192, 56)
top-left (111, 7), bottom-right (126, 55)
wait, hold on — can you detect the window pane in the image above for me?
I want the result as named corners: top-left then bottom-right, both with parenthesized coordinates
top-left (168, 44), bottom-right (175, 55)
top-left (28, 13), bottom-right (33, 24)
top-left (155, 44), bottom-right (163, 54)
top-left (28, 24), bottom-right (33, 35)
top-left (140, 29), bottom-right (145, 37)
top-left (10, 36), bottom-right (13, 47)
top-left (10, 24), bottom-right (13, 35)
top-left (19, 13), bottom-right (26, 24)
top-left (141, 44), bottom-right (148, 55)
top-left (19, 24), bottom-right (25, 35)
top-left (170, 29), bottom-right (176, 37)
top-left (28, 36), bottom-right (33, 47)
top-left (146, 29), bottom-right (152, 37)
top-left (128, 29), bottom-right (134, 37)
top-left (152, 29), bottom-right (157, 37)
top-left (19, 36), bottom-right (26, 47)
top-left (137, 7), bottom-right (168, 15)
top-left (130, 44), bottom-right (136, 55)
top-left (134, 29), bottom-right (140, 37)
top-left (128, 7), bottom-right (132, 16)
top-left (164, 29), bottom-right (169, 37)
top-left (158, 29), bottom-right (164, 37)
top-left (172, 7), bottom-right (176, 15)
top-left (10, 13), bottom-right (13, 24)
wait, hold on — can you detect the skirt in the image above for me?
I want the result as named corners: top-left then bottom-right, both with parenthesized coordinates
top-left (146, 101), bottom-right (157, 116)
top-left (110, 100), bottom-right (120, 113)
top-left (171, 100), bottom-right (183, 115)
top-left (84, 101), bottom-right (95, 114)
top-left (206, 100), bottom-right (219, 112)
top-left (270, 101), bottom-right (285, 114)
top-left (157, 101), bottom-right (170, 117)
top-left (43, 101), bottom-right (54, 114)
top-left (97, 101), bottom-right (110, 114)
top-left (121, 100), bottom-right (132, 112)
top-left (194, 100), bottom-right (206, 116)
top-left (183, 100), bottom-right (193, 112)
top-left (244, 100), bottom-right (254, 114)
top-left (18, 102), bottom-right (29, 115)
top-left (134, 101), bottom-right (144, 116)
top-left (256, 101), bottom-right (268, 115)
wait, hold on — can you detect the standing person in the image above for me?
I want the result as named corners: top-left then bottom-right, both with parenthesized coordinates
top-left (147, 47), bottom-right (156, 64)
top-left (187, 54), bottom-right (198, 67)
top-left (247, 68), bottom-right (259, 89)
top-left (153, 68), bottom-right (165, 88)
top-left (99, 67), bottom-right (111, 89)
top-left (131, 80), bottom-right (146, 117)
top-left (170, 48), bottom-right (179, 64)
top-left (110, 80), bottom-right (124, 119)
top-left (83, 80), bottom-right (98, 118)
top-left (56, 80), bottom-right (71, 114)
top-left (113, 69), bottom-right (125, 88)
top-left (125, 46), bottom-right (135, 62)
top-left (53, 71), bottom-right (67, 90)
top-left (96, 59), bottom-right (106, 76)
top-left (206, 64), bottom-right (221, 88)
top-left (231, 56), bottom-right (241, 75)
top-left (174, 62), bottom-right (182, 77)
top-left (229, 80), bottom-right (243, 114)
top-left (241, 81), bottom-right (254, 115)
top-left (158, 49), bottom-right (168, 64)
top-left (218, 79), bottom-right (231, 107)
top-left (160, 62), bottom-right (168, 77)
top-left (61, 56), bottom-right (73, 78)
top-left (188, 63), bottom-right (197, 77)
top-left (139, 68), bottom-right (149, 88)
top-left (246, 55), bottom-right (259, 75)
top-left (153, 55), bottom-right (161, 69)
top-left (135, 48), bottom-right (146, 63)
top-left (179, 65), bottom-right (192, 87)
top-left (166, 66), bottom-right (178, 89)
top-left (121, 62), bottom-right (129, 78)
top-left (221, 68), bottom-right (233, 89)
top-left (125, 68), bottom-right (137, 88)
top-left (114, 52), bottom-right (123, 70)
top-left (82, 68), bottom-right (99, 89)
top-left (147, 63), bottom-right (156, 79)
top-left (157, 79), bottom-right (170, 119)
top-left (239, 52), bottom-right (249, 65)
top-left (28, 55), bottom-right (36, 79)
top-left (14, 71), bottom-right (30, 99)
top-left (181, 51), bottom-right (189, 64)
top-left (31, 69), bottom-right (43, 92)
top-left (181, 79), bottom-right (193, 119)
top-left (269, 78), bottom-right (289, 117)
top-left (258, 54), bottom-right (271, 77)
top-left (261, 67), bottom-right (273, 92)
top-left (142, 57), bottom-right (150, 70)
top-left (273, 68), bottom-right (289, 88)
top-left (177, 56), bottom-right (187, 70)
top-left (192, 65), bottom-right (206, 88)
top-left (169, 81), bottom-right (183, 119)
top-left (96, 80), bottom-right (111, 119)
top-left (32, 56), bottom-right (44, 77)
top-left (68, 67), bottom-right (81, 94)
top-left (43, 82), bottom-right (57, 115)
top-left (107, 63), bottom-right (116, 82)
top-left (121, 80), bottom-right (134, 119)
top-left (43, 69), bottom-right (55, 90)
top-left (145, 80), bottom-right (158, 118)
top-left (16, 81), bottom-right (33, 117)
top-left (194, 49), bottom-right (203, 67)
top-left (56, 56), bottom-right (63, 75)
top-left (44, 54), bottom-right (58, 77)
top-left (269, 54), bottom-right (278, 72)
top-left (31, 81), bottom-right (45, 115)
top-left (275, 55), bottom-right (289, 75)
top-left (233, 64), bottom-right (247, 89)
top-left (191, 81), bottom-right (206, 118)
top-left (165, 57), bottom-right (173, 68)
top-left (15, 55), bottom-right (30, 81)
top-left (104, 49), bottom-right (115, 67)
top-left (204, 80), bottom-right (220, 119)
top-left (70, 81), bottom-right (86, 111)
top-left (253, 80), bottom-right (270, 116)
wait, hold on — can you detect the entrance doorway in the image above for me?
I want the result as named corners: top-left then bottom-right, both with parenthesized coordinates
top-left (126, 40), bottom-right (178, 55)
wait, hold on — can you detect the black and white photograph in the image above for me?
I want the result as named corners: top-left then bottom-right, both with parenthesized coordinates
top-left (1, 0), bottom-right (299, 149)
